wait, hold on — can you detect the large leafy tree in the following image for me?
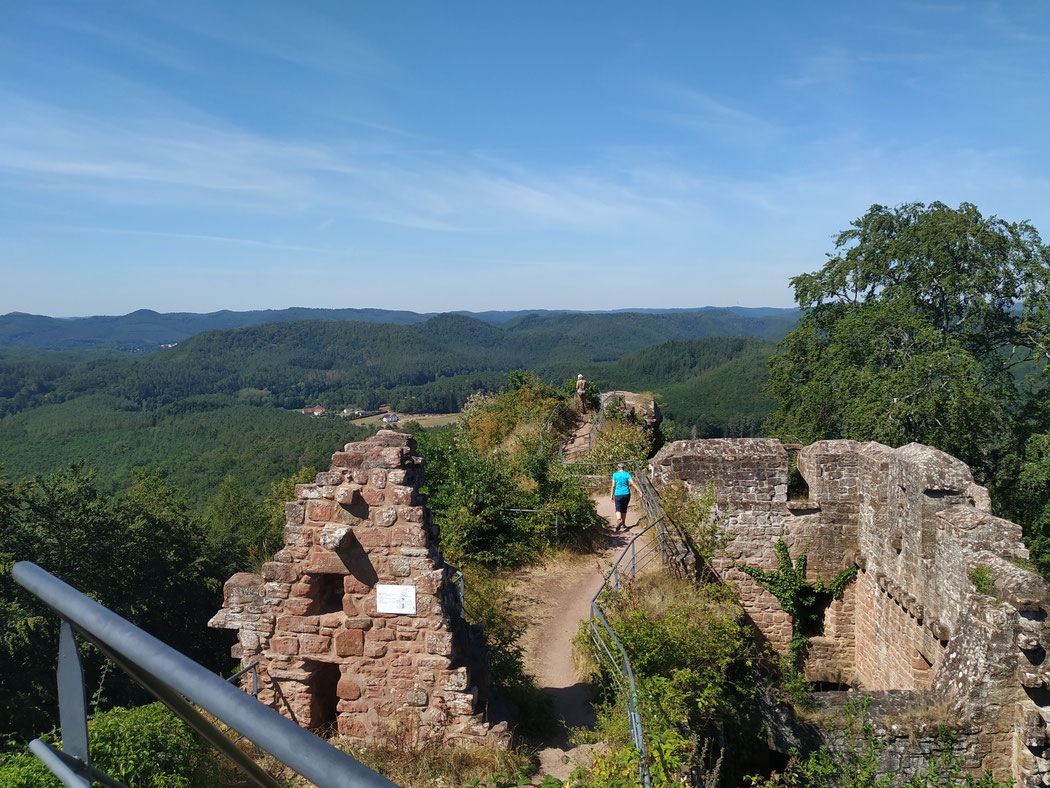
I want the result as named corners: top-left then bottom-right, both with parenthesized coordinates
top-left (765, 201), bottom-right (1050, 492)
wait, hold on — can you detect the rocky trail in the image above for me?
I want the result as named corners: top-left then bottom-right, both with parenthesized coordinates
top-left (503, 415), bottom-right (645, 782)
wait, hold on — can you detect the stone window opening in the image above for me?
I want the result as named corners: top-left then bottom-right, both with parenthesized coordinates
top-left (786, 449), bottom-right (810, 501)
top-left (316, 573), bottom-right (344, 616)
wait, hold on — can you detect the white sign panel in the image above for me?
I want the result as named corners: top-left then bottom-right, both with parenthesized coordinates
top-left (376, 584), bottom-right (416, 615)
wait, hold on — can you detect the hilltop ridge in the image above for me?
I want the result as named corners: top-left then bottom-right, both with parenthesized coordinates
top-left (0, 306), bottom-right (798, 352)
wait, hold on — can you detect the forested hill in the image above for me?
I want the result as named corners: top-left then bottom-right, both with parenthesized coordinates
top-left (1, 312), bottom-right (793, 417)
top-left (0, 306), bottom-right (798, 351)
top-left (0, 314), bottom-right (781, 503)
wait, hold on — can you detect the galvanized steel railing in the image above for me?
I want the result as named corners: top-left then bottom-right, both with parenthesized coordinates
top-left (11, 561), bottom-right (399, 788)
top-left (561, 456), bottom-right (685, 788)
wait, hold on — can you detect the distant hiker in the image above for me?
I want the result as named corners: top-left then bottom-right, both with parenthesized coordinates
top-left (575, 374), bottom-right (587, 412)
top-left (610, 463), bottom-right (640, 531)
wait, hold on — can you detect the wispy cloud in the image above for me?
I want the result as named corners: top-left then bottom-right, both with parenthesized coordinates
top-left (645, 82), bottom-right (780, 143)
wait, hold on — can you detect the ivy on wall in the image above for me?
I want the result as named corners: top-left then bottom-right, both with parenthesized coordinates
top-left (737, 537), bottom-right (857, 666)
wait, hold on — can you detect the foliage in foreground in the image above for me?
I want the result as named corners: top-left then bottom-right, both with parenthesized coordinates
top-left (0, 703), bottom-right (222, 788)
top-left (578, 570), bottom-right (755, 786)
top-left (0, 466), bottom-right (231, 742)
top-left (419, 373), bottom-right (603, 567)
top-left (736, 537), bottom-right (857, 667)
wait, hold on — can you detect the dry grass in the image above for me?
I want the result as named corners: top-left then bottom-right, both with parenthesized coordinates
top-left (326, 723), bottom-right (531, 788)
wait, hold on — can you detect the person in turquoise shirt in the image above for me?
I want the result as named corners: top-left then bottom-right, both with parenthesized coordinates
top-left (609, 463), bottom-right (640, 531)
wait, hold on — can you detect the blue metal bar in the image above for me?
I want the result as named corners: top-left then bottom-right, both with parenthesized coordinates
top-left (28, 739), bottom-right (129, 788)
top-left (13, 561), bottom-right (399, 788)
top-left (57, 619), bottom-right (90, 785)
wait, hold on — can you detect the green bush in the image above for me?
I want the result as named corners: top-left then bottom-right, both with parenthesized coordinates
top-left (0, 703), bottom-right (222, 788)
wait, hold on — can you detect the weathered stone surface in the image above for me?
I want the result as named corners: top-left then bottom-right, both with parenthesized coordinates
top-left (334, 629), bottom-right (364, 657)
top-left (650, 437), bottom-right (1050, 786)
top-left (210, 431), bottom-right (499, 748)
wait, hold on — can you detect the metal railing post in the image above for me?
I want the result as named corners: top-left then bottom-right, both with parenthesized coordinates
top-left (13, 562), bottom-right (398, 788)
top-left (57, 619), bottom-right (91, 786)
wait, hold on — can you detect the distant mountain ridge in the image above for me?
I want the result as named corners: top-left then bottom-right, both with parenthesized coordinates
top-left (0, 306), bottom-right (798, 351)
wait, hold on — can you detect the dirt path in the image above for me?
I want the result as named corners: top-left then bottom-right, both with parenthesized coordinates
top-left (507, 490), bottom-right (645, 780)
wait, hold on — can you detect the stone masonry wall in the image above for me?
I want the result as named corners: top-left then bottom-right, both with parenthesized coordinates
top-left (649, 438), bottom-right (1050, 785)
top-left (209, 431), bottom-right (503, 745)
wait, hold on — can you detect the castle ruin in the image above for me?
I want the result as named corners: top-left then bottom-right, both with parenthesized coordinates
top-left (651, 438), bottom-right (1050, 786)
top-left (209, 431), bottom-right (504, 745)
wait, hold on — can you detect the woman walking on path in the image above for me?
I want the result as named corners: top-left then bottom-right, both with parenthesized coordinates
top-left (610, 463), bottom-right (640, 531)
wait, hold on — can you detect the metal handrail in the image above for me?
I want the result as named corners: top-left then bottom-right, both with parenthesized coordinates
top-left (588, 392), bottom-right (609, 453)
top-left (12, 561), bottom-right (399, 788)
top-left (560, 450), bottom-right (673, 788)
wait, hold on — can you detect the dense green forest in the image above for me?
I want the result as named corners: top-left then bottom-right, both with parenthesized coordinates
top-left (0, 312), bottom-right (781, 507)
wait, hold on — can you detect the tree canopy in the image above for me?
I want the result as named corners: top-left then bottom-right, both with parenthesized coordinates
top-left (765, 201), bottom-right (1049, 476)
top-left (765, 201), bottom-right (1050, 569)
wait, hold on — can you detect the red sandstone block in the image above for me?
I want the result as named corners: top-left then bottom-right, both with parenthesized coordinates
top-left (365, 687), bottom-right (384, 698)
top-left (331, 452), bottom-right (363, 470)
top-left (396, 506), bottom-right (424, 523)
top-left (285, 503), bottom-right (305, 525)
top-left (364, 642), bottom-right (387, 658)
top-left (276, 615), bottom-right (319, 634)
top-left (373, 507), bottom-right (398, 528)
top-left (306, 500), bottom-right (335, 523)
top-left (360, 487), bottom-right (386, 506)
top-left (337, 700), bottom-right (368, 713)
top-left (337, 716), bottom-right (366, 738)
top-left (319, 612), bottom-right (344, 629)
top-left (294, 484), bottom-right (321, 499)
top-left (370, 470), bottom-right (388, 489)
top-left (390, 486), bottom-right (415, 506)
top-left (300, 635), bottom-right (332, 655)
top-left (390, 642), bottom-right (410, 654)
top-left (367, 629), bottom-right (396, 642)
top-left (284, 525), bottom-right (309, 547)
top-left (374, 700), bottom-right (395, 717)
top-left (341, 596), bottom-right (359, 616)
top-left (354, 527), bottom-right (390, 548)
top-left (336, 674), bottom-right (362, 700)
top-left (303, 549), bottom-right (351, 575)
top-left (396, 629), bottom-right (418, 641)
top-left (426, 632), bottom-right (454, 656)
top-left (283, 597), bottom-right (320, 616)
top-left (415, 570), bottom-right (444, 595)
top-left (416, 656), bottom-right (451, 668)
top-left (335, 629), bottom-right (364, 657)
top-left (391, 526), bottom-right (427, 548)
top-left (344, 574), bottom-right (372, 594)
top-left (270, 637), bottom-right (299, 656)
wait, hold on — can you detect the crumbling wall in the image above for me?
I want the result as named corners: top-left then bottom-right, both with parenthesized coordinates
top-left (649, 437), bottom-right (1050, 785)
top-left (209, 431), bottom-right (503, 745)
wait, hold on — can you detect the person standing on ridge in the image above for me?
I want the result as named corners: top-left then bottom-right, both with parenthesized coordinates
top-left (610, 463), bottom-right (640, 531)
top-left (575, 374), bottom-right (587, 413)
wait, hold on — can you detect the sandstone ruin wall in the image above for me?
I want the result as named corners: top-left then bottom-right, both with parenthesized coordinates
top-left (209, 431), bottom-right (503, 745)
top-left (650, 438), bottom-right (1050, 785)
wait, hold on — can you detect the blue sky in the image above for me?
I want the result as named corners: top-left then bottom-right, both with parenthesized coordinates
top-left (2, 1), bottom-right (1048, 316)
